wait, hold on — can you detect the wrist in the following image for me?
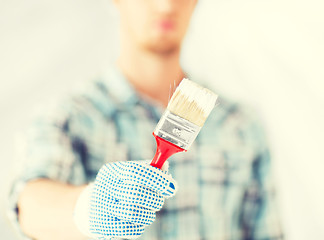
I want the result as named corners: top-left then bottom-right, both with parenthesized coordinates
top-left (73, 183), bottom-right (97, 239)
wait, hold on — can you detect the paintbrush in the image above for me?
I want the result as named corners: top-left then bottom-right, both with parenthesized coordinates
top-left (150, 78), bottom-right (218, 169)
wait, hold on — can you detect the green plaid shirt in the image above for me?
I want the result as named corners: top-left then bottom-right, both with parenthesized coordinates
top-left (8, 66), bottom-right (283, 240)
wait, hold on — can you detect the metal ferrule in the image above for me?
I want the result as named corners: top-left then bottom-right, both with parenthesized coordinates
top-left (154, 110), bottom-right (201, 150)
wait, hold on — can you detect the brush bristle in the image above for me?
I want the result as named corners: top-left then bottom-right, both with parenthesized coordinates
top-left (167, 78), bottom-right (218, 127)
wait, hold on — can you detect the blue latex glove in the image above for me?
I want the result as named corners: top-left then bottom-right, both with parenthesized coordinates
top-left (74, 160), bottom-right (177, 239)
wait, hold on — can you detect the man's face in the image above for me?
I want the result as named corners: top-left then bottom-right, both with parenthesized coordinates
top-left (114, 0), bottom-right (197, 54)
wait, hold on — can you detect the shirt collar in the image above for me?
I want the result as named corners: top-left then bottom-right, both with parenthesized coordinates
top-left (100, 65), bottom-right (196, 116)
top-left (101, 64), bottom-right (140, 108)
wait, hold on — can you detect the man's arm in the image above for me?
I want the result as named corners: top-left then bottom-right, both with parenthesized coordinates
top-left (18, 179), bottom-right (87, 240)
top-left (17, 161), bottom-right (178, 240)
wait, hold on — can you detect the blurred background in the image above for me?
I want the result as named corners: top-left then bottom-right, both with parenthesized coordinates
top-left (0, 0), bottom-right (323, 239)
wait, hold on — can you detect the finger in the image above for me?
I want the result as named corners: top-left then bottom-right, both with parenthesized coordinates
top-left (107, 181), bottom-right (165, 211)
top-left (95, 164), bottom-right (165, 210)
top-left (161, 160), bottom-right (169, 172)
top-left (98, 161), bottom-right (178, 197)
top-left (98, 196), bottom-right (156, 226)
top-left (89, 214), bottom-right (145, 239)
top-left (119, 161), bottom-right (178, 198)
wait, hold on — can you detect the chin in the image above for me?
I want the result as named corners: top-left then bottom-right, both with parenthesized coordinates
top-left (145, 38), bottom-right (181, 55)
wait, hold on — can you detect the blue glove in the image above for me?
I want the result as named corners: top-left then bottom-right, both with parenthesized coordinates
top-left (74, 160), bottom-right (177, 239)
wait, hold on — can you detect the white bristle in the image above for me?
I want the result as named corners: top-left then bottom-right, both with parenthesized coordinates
top-left (167, 78), bottom-right (218, 127)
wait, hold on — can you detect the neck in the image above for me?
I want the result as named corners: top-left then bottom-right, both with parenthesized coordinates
top-left (117, 40), bottom-right (185, 107)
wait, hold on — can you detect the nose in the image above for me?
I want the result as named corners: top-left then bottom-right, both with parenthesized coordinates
top-left (154, 0), bottom-right (178, 14)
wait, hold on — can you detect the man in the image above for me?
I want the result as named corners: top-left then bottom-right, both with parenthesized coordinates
top-left (9, 0), bottom-right (283, 239)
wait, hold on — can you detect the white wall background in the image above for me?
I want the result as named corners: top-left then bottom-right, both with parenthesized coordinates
top-left (0, 0), bottom-right (323, 239)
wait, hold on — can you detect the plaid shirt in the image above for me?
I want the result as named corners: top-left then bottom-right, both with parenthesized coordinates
top-left (7, 66), bottom-right (283, 240)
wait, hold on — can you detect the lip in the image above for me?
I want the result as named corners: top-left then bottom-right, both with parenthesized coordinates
top-left (157, 20), bottom-right (175, 31)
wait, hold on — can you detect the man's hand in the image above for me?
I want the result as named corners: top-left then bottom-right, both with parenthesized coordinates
top-left (75, 160), bottom-right (177, 239)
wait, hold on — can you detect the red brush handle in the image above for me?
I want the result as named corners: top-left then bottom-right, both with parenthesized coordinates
top-left (150, 133), bottom-right (185, 169)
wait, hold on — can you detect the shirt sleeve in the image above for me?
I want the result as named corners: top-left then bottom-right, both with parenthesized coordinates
top-left (238, 110), bottom-right (284, 240)
top-left (6, 98), bottom-right (88, 238)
